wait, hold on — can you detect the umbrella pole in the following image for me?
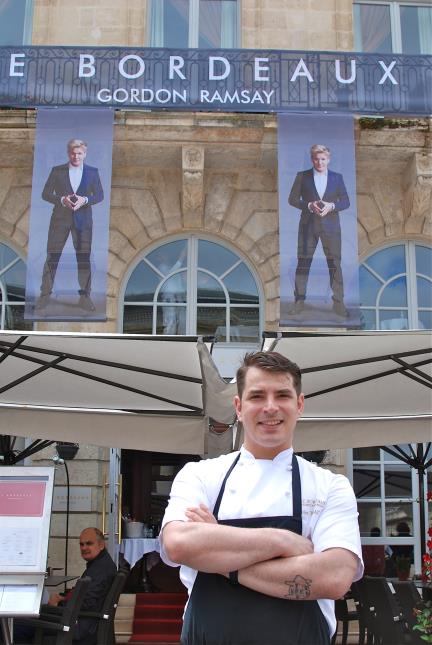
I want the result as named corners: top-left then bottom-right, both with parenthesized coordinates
top-left (418, 444), bottom-right (427, 560)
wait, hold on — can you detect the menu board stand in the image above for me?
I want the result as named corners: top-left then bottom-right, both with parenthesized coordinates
top-left (0, 467), bottom-right (55, 641)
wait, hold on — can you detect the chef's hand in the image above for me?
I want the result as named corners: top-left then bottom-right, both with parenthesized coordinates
top-left (185, 503), bottom-right (217, 524)
top-left (73, 195), bottom-right (88, 211)
top-left (317, 201), bottom-right (334, 217)
top-left (280, 530), bottom-right (314, 557)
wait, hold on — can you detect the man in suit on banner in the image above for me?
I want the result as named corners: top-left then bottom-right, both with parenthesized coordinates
top-left (36, 138), bottom-right (104, 312)
top-left (288, 144), bottom-right (350, 318)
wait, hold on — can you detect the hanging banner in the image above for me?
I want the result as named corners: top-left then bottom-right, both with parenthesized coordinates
top-left (24, 109), bottom-right (113, 322)
top-left (0, 46), bottom-right (431, 115)
top-left (278, 113), bottom-right (360, 328)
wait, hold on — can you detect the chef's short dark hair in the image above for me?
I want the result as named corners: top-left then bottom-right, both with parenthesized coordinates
top-left (236, 351), bottom-right (302, 398)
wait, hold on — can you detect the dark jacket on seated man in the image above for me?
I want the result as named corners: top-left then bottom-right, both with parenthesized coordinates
top-left (71, 547), bottom-right (117, 644)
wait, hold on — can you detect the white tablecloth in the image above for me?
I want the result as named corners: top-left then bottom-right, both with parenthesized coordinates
top-left (118, 537), bottom-right (160, 570)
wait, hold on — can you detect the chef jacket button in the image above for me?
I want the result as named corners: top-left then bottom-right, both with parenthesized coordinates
top-left (229, 488), bottom-right (236, 494)
top-left (285, 491), bottom-right (291, 496)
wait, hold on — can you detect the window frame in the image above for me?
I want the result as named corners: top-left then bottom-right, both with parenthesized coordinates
top-left (0, 241), bottom-right (31, 331)
top-left (0, 0), bottom-right (34, 46)
top-left (147, 0), bottom-right (240, 49)
top-left (359, 241), bottom-right (432, 330)
top-left (354, 0), bottom-right (432, 53)
top-left (119, 234), bottom-right (263, 345)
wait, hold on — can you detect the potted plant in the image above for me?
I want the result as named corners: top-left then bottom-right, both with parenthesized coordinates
top-left (413, 492), bottom-right (432, 642)
top-left (395, 554), bottom-right (412, 580)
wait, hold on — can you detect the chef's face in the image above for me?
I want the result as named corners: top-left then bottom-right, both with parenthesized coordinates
top-left (79, 528), bottom-right (104, 562)
top-left (68, 146), bottom-right (86, 167)
top-left (234, 366), bottom-right (304, 459)
top-left (311, 152), bottom-right (330, 173)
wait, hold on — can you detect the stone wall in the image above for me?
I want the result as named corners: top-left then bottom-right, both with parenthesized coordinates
top-left (31, 0), bottom-right (354, 50)
top-left (0, 111), bottom-right (430, 334)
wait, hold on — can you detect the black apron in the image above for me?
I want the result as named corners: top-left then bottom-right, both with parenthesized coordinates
top-left (181, 453), bottom-right (330, 645)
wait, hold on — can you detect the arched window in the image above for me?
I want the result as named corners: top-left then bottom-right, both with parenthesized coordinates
top-left (122, 236), bottom-right (261, 343)
top-left (0, 243), bottom-right (31, 330)
top-left (359, 242), bottom-right (431, 330)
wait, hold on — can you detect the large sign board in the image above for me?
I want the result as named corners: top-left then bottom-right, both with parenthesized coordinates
top-left (0, 47), bottom-right (431, 115)
top-left (0, 467), bottom-right (54, 616)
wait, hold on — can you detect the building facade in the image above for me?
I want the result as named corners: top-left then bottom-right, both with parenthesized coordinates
top-left (0, 0), bottom-right (431, 581)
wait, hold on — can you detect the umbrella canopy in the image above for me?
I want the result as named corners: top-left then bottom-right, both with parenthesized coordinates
top-left (0, 331), bottom-right (229, 456)
top-left (259, 330), bottom-right (432, 452)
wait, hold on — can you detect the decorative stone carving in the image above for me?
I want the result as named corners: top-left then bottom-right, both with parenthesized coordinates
top-left (182, 145), bottom-right (204, 228)
top-left (403, 153), bottom-right (432, 236)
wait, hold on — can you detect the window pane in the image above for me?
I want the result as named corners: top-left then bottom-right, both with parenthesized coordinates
top-left (383, 445), bottom-right (411, 462)
top-left (3, 260), bottom-right (26, 302)
top-left (157, 306), bottom-right (186, 334)
top-left (230, 307), bottom-right (259, 342)
top-left (359, 265), bottom-right (382, 306)
top-left (158, 273), bottom-right (187, 303)
top-left (380, 276), bottom-right (407, 307)
top-left (401, 5), bottom-right (432, 55)
top-left (123, 305), bottom-right (153, 334)
top-left (5, 305), bottom-right (31, 330)
top-left (379, 309), bottom-right (409, 330)
top-left (197, 272), bottom-right (225, 304)
top-left (224, 264), bottom-right (259, 304)
top-left (358, 502), bottom-right (382, 537)
top-left (418, 310), bottom-right (432, 330)
top-left (124, 262), bottom-right (160, 302)
top-left (197, 307), bottom-right (227, 340)
top-left (353, 466), bottom-right (381, 498)
top-left (199, 0), bottom-right (238, 48)
top-left (415, 245), bottom-right (432, 277)
top-left (0, 0), bottom-right (27, 46)
top-left (0, 243), bottom-right (19, 270)
top-left (151, 0), bottom-right (189, 48)
top-left (365, 245), bottom-right (405, 281)
top-left (384, 467), bottom-right (412, 498)
top-left (198, 240), bottom-right (238, 276)
top-left (147, 240), bottom-right (187, 276)
top-left (385, 503), bottom-right (413, 539)
top-left (354, 3), bottom-right (392, 53)
top-left (417, 277), bottom-right (432, 308)
top-left (353, 447), bottom-right (380, 461)
top-left (360, 309), bottom-right (376, 330)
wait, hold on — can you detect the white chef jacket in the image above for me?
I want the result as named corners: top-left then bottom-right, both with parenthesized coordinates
top-left (160, 446), bottom-right (364, 636)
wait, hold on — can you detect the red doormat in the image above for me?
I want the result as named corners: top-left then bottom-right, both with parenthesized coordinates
top-left (129, 592), bottom-right (187, 643)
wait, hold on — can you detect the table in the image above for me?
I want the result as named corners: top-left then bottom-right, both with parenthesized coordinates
top-left (118, 538), bottom-right (160, 592)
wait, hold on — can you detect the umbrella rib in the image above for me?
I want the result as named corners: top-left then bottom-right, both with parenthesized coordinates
top-left (391, 356), bottom-right (432, 384)
top-left (0, 355), bottom-right (67, 395)
top-left (0, 335), bottom-right (27, 364)
top-left (301, 347), bottom-right (431, 374)
top-left (305, 357), bottom-right (431, 399)
top-left (0, 348), bottom-right (202, 413)
top-left (0, 340), bottom-right (202, 384)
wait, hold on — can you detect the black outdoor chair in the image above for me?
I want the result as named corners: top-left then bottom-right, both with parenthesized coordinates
top-left (78, 568), bottom-right (128, 645)
top-left (392, 580), bottom-right (424, 645)
top-left (351, 579), bottom-right (375, 645)
top-left (360, 576), bottom-right (412, 645)
top-left (39, 569), bottom-right (128, 645)
top-left (17, 576), bottom-right (91, 645)
top-left (331, 593), bottom-right (363, 645)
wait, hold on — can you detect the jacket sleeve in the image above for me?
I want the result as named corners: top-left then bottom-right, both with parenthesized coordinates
top-left (333, 173), bottom-right (350, 212)
top-left (288, 172), bottom-right (309, 211)
top-left (42, 168), bottom-right (64, 207)
top-left (83, 168), bottom-right (104, 207)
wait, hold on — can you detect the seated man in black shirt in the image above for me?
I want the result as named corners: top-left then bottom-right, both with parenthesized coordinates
top-left (14, 527), bottom-right (117, 645)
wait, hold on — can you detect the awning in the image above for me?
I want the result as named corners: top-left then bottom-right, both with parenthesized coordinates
top-left (0, 331), bottom-right (228, 455)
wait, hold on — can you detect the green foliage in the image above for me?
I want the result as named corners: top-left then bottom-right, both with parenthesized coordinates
top-left (413, 600), bottom-right (432, 642)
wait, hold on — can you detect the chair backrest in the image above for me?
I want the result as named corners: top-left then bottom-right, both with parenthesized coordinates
top-left (392, 580), bottom-right (424, 644)
top-left (351, 578), bottom-right (375, 635)
top-left (96, 568), bottom-right (129, 643)
top-left (59, 576), bottom-right (92, 643)
top-left (361, 576), bottom-right (407, 645)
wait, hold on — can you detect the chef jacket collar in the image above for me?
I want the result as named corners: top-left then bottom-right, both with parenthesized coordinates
top-left (239, 445), bottom-right (293, 468)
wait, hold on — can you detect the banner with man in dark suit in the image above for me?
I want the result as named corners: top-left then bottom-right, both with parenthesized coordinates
top-left (25, 109), bottom-right (113, 321)
top-left (278, 114), bottom-right (360, 328)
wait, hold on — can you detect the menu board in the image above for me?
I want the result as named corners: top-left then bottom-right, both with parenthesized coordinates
top-left (0, 467), bottom-right (54, 616)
